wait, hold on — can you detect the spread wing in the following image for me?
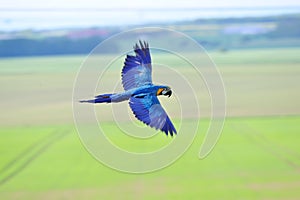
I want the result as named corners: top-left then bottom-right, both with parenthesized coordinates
top-left (122, 41), bottom-right (152, 91)
top-left (129, 94), bottom-right (177, 136)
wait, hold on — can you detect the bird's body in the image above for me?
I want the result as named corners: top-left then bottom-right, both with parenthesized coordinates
top-left (80, 41), bottom-right (176, 136)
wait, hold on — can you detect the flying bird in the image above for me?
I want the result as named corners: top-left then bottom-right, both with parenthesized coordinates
top-left (80, 41), bottom-right (176, 136)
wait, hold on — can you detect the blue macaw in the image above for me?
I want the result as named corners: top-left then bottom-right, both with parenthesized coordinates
top-left (80, 41), bottom-right (176, 136)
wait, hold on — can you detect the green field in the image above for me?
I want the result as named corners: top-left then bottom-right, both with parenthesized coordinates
top-left (0, 48), bottom-right (300, 199)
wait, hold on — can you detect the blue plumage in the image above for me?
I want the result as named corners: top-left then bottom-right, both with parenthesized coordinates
top-left (80, 94), bottom-right (112, 103)
top-left (122, 41), bottom-right (152, 91)
top-left (80, 41), bottom-right (177, 136)
top-left (129, 94), bottom-right (176, 136)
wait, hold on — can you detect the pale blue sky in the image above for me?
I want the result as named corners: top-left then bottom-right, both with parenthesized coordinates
top-left (2, 0), bottom-right (300, 9)
top-left (1, 0), bottom-right (300, 30)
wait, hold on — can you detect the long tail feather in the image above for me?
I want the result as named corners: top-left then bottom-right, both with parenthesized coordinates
top-left (80, 94), bottom-right (112, 104)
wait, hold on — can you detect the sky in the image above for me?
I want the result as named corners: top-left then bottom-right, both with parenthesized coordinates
top-left (1, 0), bottom-right (300, 31)
top-left (2, 0), bottom-right (300, 9)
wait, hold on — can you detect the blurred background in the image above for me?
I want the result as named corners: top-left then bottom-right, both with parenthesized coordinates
top-left (0, 0), bottom-right (300, 199)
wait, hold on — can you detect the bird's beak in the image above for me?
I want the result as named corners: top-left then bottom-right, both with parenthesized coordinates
top-left (165, 90), bottom-right (172, 98)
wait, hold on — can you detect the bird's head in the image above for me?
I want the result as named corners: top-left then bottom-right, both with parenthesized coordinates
top-left (157, 86), bottom-right (172, 97)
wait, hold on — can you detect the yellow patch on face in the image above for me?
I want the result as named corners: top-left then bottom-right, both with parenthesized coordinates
top-left (157, 88), bottom-right (164, 96)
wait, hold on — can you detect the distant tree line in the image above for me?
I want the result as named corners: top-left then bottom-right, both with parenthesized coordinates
top-left (1, 14), bottom-right (300, 57)
top-left (0, 36), bottom-right (117, 57)
top-left (266, 15), bottom-right (300, 38)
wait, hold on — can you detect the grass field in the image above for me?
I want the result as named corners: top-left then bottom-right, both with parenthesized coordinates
top-left (0, 48), bottom-right (300, 199)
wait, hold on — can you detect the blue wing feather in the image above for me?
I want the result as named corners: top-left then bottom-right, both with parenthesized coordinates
top-left (122, 41), bottom-right (152, 91)
top-left (129, 94), bottom-right (177, 136)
